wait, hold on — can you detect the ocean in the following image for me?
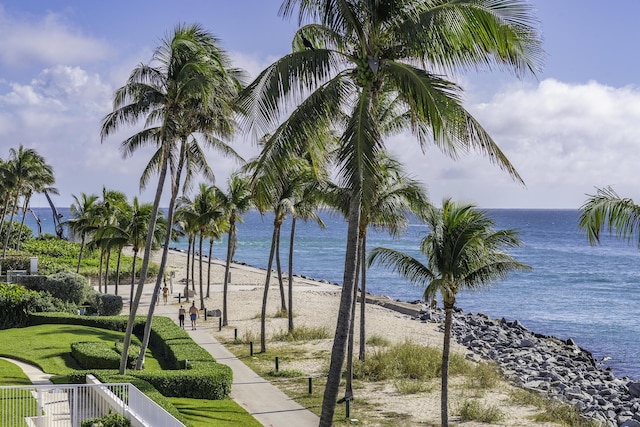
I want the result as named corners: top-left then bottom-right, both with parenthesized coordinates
top-left (24, 207), bottom-right (640, 380)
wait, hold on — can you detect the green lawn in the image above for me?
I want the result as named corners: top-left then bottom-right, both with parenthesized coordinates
top-left (0, 324), bottom-right (151, 376)
top-left (0, 324), bottom-right (260, 427)
top-left (0, 358), bottom-right (33, 386)
top-left (169, 397), bottom-right (262, 427)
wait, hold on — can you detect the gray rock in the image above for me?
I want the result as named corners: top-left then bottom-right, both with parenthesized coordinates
top-left (621, 420), bottom-right (640, 427)
top-left (628, 382), bottom-right (640, 398)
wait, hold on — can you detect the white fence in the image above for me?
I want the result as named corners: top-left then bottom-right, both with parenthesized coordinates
top-left (0, 382), bottom-right (185, 427)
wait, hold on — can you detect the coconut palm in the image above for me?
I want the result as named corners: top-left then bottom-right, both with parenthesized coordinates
top-left (579, 186), bottom-right (640, 246)
top-left (369, 198), bottom-right (530, 426)
top-left (67, 193), bottom-right (100, 273)
top-left (2, 146), bottom-right (53, 258)
top-left (219, 172), bottom-right (254, 326)
top-left (101, 23), bottom-right (244, 374)
top-left (240, 1), bottom-right (542, 421)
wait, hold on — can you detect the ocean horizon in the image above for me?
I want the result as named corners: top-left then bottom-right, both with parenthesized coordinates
top-left (23, 207), bottom-right (640, 380)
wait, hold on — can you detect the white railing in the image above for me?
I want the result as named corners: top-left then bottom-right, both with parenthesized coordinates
top-left (0, 382), bottom-right (185, 427)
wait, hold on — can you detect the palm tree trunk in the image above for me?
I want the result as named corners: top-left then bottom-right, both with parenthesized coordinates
top-left (98, 248), bottom-right (105, 293)
top-left (104, 248), bottom-right (111, 294)
top-left (261, 223), bottom-right (279, 353)
top-left (199, 233), bottom-right (205, 310)
top-left (344, 238), bottom-right (362, 401)
top-left (222, 222), bottom-right (234, 326)
top-left (119, 150), bottom-right (169, 375)
top-left (185, 235), bottom-right (191, 301)
top-left (15, 196), bottom-right (29, 250)
top-left (76, 234), bottom-right (86, 273)
top-left (206, 237), bottom-right (213, 298)
top-left (275, 225), bottom-right (286, 313)
top-left (441, 302), bottom-right (453, 427)
top-left (129, 249), bottom-right (138, 313)
top-left (136, 142), bottom-right (186, 370)
top-left (2, 195), bottom-right (19, 258)
top-left (115, 247), bottom-right (122, 296)
top-left (359, 233), bottom-right (367, 362)
top-left (191, 237), bottom-right (196, 291)
top-left (287, 217), bottom-right (296, 332)
top-left (319, 195), bottom-right (361, 427)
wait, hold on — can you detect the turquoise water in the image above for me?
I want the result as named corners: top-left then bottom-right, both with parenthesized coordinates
top-left (26, 207), bottom-right (640, 379)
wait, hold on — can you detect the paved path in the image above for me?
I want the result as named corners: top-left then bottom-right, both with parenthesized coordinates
top-left (0, 357), bottom-right (52, 385)
top-left (5, 283), bottom-right (320, 427)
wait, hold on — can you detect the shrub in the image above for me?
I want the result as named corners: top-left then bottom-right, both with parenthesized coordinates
top-left (92, 294), bottom-right (123, 316)
top-left (80, 411), bottom-right (131, 427)
top-left (43, 271), bottom-right (90, 304)
top-left (458, 399), bottom-right (505, 423)
top-left (71, 342), bottom-right (137, 370)
top-left (0, 221), bottom-right (32, 249)
top-left (16, 275), bottom-right (47, 291)
top-left (0, 283), bottom-right (72, 328)
top-left (272, 325), bottom-right (330, 341)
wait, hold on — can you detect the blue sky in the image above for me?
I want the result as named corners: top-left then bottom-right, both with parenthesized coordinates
top-left (1, 0), bottom-right (640, 209)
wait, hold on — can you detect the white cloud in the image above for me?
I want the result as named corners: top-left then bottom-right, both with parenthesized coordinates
top-left (390, 79), bottom-right (640, 208)
top-left (0, 6), bottom-right (111, 68)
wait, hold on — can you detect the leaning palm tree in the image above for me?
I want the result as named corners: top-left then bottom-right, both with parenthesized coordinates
top-left (369, 199), bottom-right (530, 426)
top-left (579, 186), bottom-right (640, 246)
top-left (101, 23), bottom-right (244, 374)
top-left (240, 1), bottom-right (542, 422)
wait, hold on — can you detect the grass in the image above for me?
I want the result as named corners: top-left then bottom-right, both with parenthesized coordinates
top-left (509, 388), bottom-right (601, 427)
top-left (272, 325), bottom-right (330, 341)
top-left (0, 358), bottom-right (33, 386)
top-left (0, 323), bottom-right (260, 427)
top-left (393, 377), bottom-right (433, 394)
top-left (458, 399), bottom-right (506, 423)
top-left (169, 397), bottom-right (262, 427)
top-left (366, 334), bottom-right (391, 347)
top-left (0, 324), bottom-right (153, 376)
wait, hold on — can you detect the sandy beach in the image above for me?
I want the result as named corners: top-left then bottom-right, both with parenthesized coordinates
top-left (128, 248), bottom-right (561, 426)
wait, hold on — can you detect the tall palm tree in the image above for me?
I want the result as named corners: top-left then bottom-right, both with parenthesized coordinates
top-left (579, 186), bottom-right (640, 246)
top-left (67, 193), bottom-right (100, 273)
top-left (240, 1), bottom-right (542, 422)
top-left (101, 23), bottom-right (244, 374)
top-left (219, 172), bottom-right (254, 326)
top-left (369, 199), bottom-right (530, 426)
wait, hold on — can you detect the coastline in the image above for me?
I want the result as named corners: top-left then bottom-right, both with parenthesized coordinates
top-left (130, 247), bottom-right (640, 426)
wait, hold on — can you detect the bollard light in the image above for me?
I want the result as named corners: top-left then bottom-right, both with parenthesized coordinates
top-left (308, 377), bottom-right (313, 394)
top-left (249, 341), bottom-right (254, 357)
top-left (275, 357), bottom-right (279, 372)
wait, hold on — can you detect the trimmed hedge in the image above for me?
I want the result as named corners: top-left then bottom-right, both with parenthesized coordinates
top-left (92, 294), bottom-right (123, 316)
top-left (31, 312), bottom-right (232, 400)
top-left (71, 342), bottom-right (138, 370)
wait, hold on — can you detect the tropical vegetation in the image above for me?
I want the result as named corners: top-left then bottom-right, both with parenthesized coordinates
top-left (369, 199), bottom-right (530, 426)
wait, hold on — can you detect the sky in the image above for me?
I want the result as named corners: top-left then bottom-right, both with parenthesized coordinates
top-left (1, 0), bottom-right (640, 209)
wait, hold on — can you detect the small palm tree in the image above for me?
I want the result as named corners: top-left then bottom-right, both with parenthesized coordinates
top-left (369, 199), bottom-right (530, 427)
top-left (67, 193), bottom-right (100, 272)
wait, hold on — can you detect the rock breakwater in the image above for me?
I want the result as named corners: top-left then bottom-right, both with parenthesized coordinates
top-left (418, 308), bottom-right (640, 427)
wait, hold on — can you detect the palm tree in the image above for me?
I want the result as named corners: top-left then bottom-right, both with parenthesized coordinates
top-left (2, 146), bottom-right (53, 258)
top-left (240, 1), bottom-right (542, 422)
top-left (219, 172), bottom-right (254, 326)
top-left (579, 186), bottom-right (640, 246)
top-left (67, 193), bottom-right (100, 273)
top-left (101, 23), bottom-right (244, 374)
top-left (369, 198), bottom-right (530, 426)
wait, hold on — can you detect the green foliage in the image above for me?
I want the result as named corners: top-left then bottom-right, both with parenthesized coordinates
top-left (0, 283), bottom-right (72, 328)
top-left (15, 274), bottom-right (47, 290)
top-left (393, 378), bottom-right (433, 394)
top-left (353, 341), bottom-right (470, 382)
top-left (92, 293), bottom-right (123, 316)
top-left (80, 412), bottom-right (131, 427)
top-left (0, 221), bottom-right (32, 248)
top-left (272, 325), bottom-right (330, 341)
top-left (366, 334), bottom-right (391, 347)
top-left (71, 342), bottom-right (138, 370)
top-left (265, 368), bottom-right (304, 378)
top-left (43, 270), bottom-right (91, 304)
top-left (458, 399), bottom-right (505, 423)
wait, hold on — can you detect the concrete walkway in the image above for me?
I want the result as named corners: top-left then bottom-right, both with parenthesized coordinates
top-left (150, 293), bottom-right (320, 427)
top-left (0, 357), bottom-right (53, 385)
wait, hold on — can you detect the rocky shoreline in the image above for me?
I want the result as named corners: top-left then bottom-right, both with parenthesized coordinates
top-left (416, 307), bottom-right (640, 427)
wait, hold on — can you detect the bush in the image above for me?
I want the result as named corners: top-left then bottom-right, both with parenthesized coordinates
top-left (43, 270), bottom-right (90, 304)
top-left (0, 221), bottom-right (32, 249)
top-left (0, 283), bottom-right (73, 328)
top-left (16, 274), bottom-right (47, 291)
top-left (80, 412), bottom-right (131, 427)
top-left (92, 294), bottom-right (123, 316)
top-left (71, 342), bottom-right (137, 370)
